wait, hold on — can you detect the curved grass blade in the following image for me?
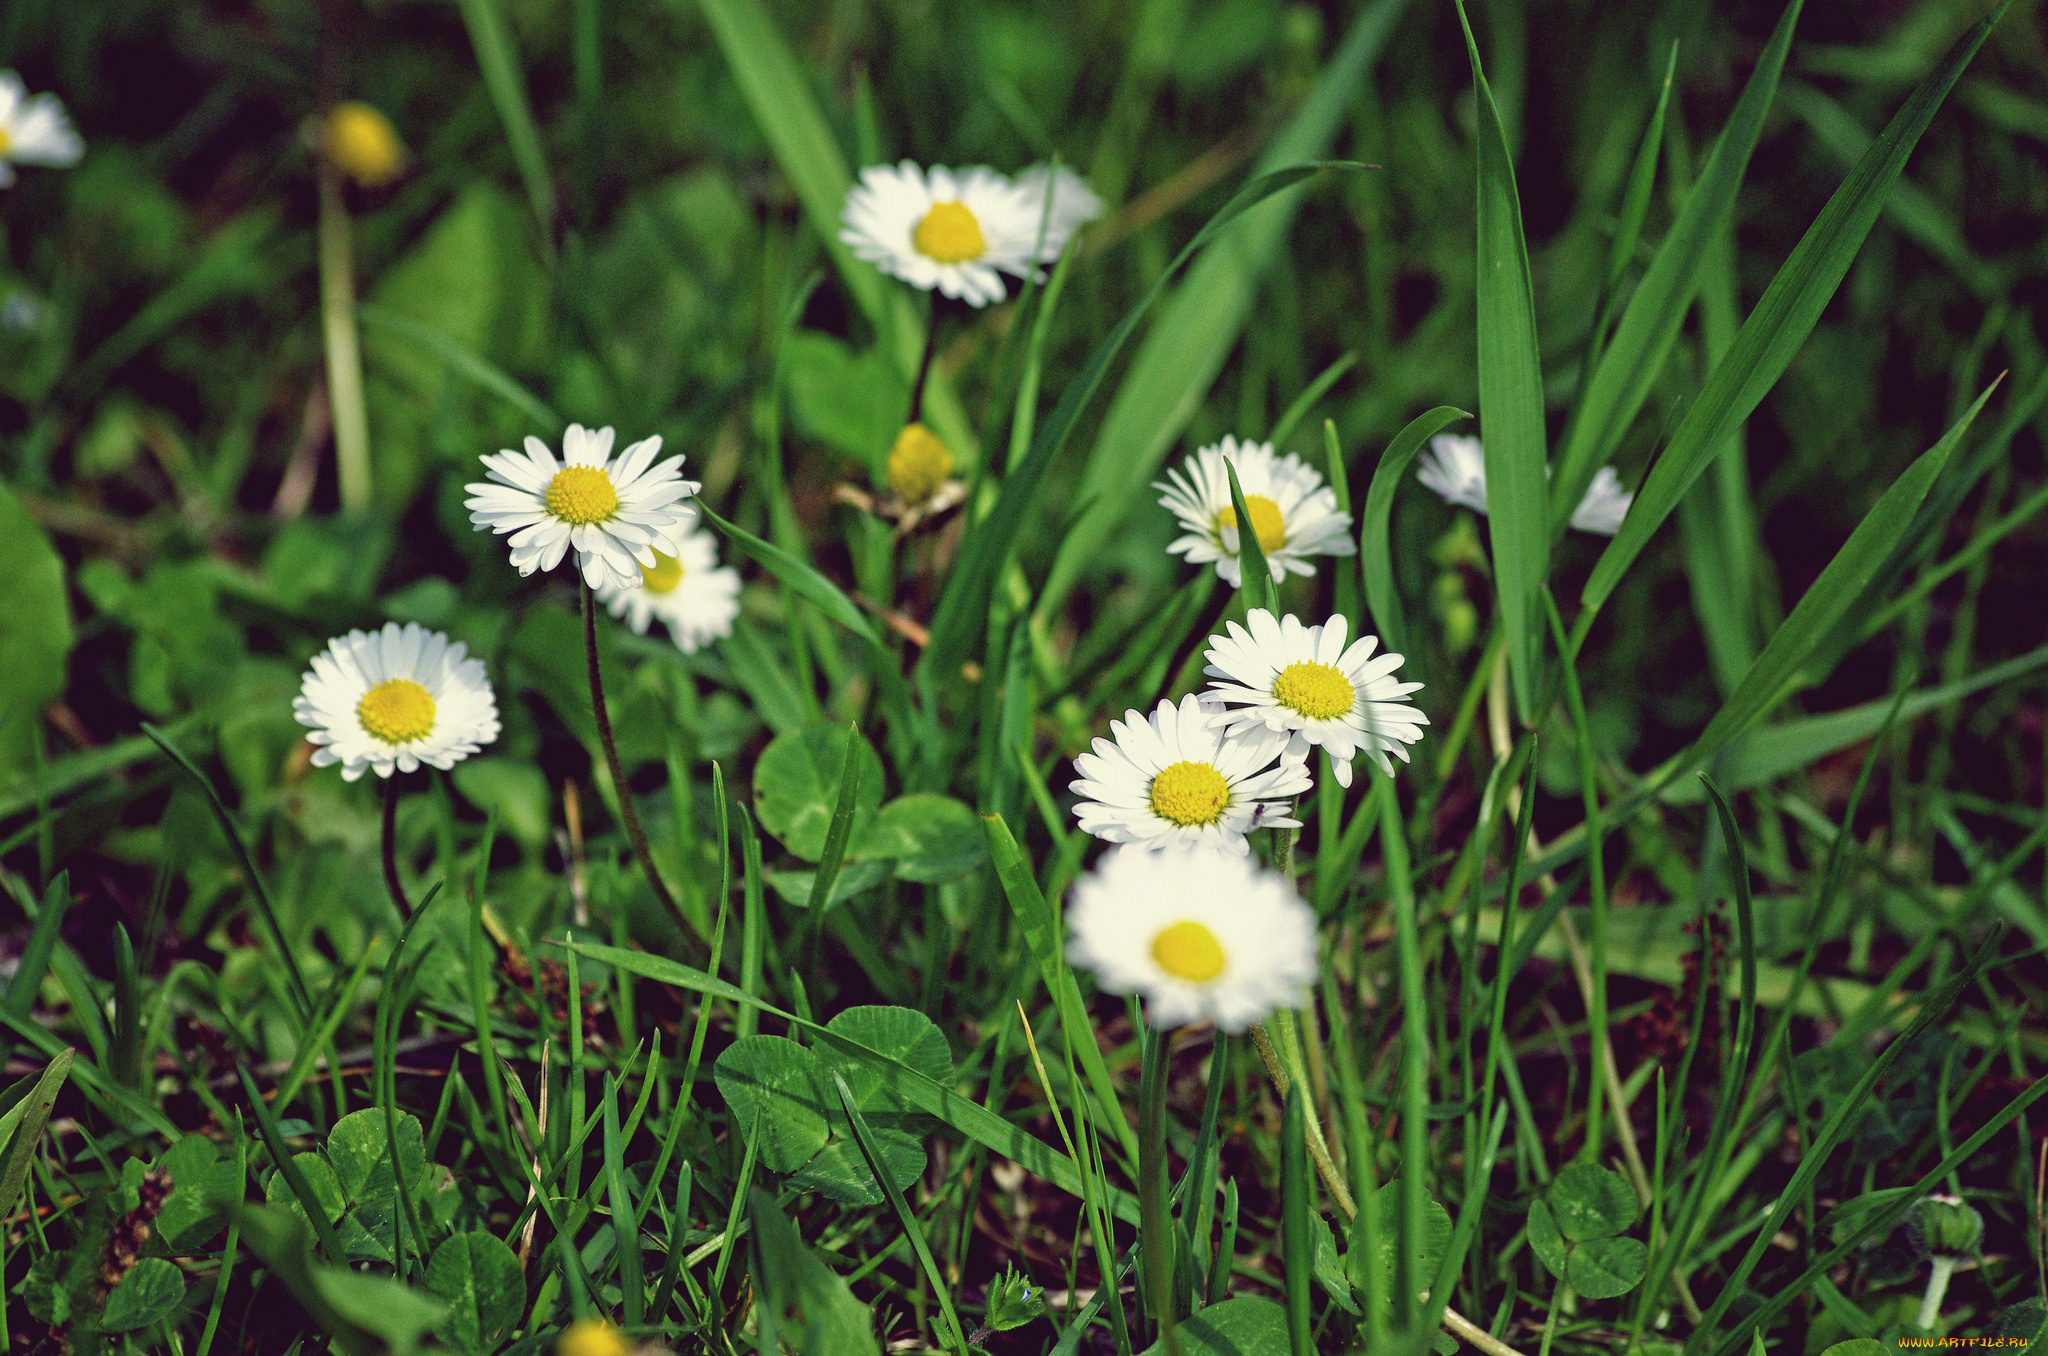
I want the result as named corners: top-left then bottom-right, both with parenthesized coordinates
top-left (1360, 407), bottom-right (1469, 660)
top-left (143, 724), bottom-right (313, 1024)
top-left (240, 1063), bottom-right (346, 1262)
top-left (1552, 2), bottom-right (1800, 517)
top-left (1454, 0), bottom-right (1548, 720)
top-left (453, 0), bottom-right (556, 237)
top-left (804, 723), bottom-right (865, 961)
top-left (1584, 0), bottom-right (2014, 612)
top-left (923, 160), bottom-right (1360, 685)
top-left (1037, 0), bottom-right (1410, 621)
top-left (1270, 351), bottom-right (1359, 451)
top-left (1653, 377), bottom-right (1996, 795)
top-left (1225, 459), bottom-right (1277, 615)
top-left (357, 304), bottom-right (562, 432)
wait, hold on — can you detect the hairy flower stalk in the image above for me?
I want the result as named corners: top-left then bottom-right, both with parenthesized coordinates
top-left (316, 145), bottom-right (371, 511)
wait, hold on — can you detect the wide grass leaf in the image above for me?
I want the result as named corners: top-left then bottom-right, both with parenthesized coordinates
top-left (1360, 407), bottom-right (1468, 658)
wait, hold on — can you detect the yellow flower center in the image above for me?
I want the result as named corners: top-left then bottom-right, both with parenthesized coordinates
top-left (1216, 494), bottom-right (1288, 553)
top-left (556, 1317), bottom-right (632, 1356)
top-left (0, 127), bottom-right (11, 158)
top-left (1271, 661), bottom-right (1355, 721)
top-left (1151, 921), bottom-right (1227, 983)
top-left (912, 201), bottom-right (986, 264)
top-left (325, 102), bottom-right (405, 187)
top-left (1148, 760), bottom-right (1230, 827)
top-left (887, 422), bottom-right (955, 504)
top-left (545, 466), bottom-right (620, 525)
top-left (357, 678), bottom-right (436, 745)
top-left (640, 552), bottom-right (684, 594)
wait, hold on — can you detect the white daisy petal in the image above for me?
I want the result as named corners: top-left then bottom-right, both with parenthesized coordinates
top-left (1067, 693), bottom-right (1310, 856)
top-left (1066, 845), bottom-right (1318, 1032)
top-left (1418, 433), bottom-right (1633, 537)
top-left (0, 73), bottom-right (83, 182)
top-left (294, 623), bottom-right (499, 781)
top-left (593, 521), bottom-right (741, 654)
top-left (466, 426), bottom-right (700, 589)
top-left (1202, 608), bottom-right (1427, 786)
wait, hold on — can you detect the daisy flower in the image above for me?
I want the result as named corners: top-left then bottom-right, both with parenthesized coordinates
top-left (595, 521), bottom-right (741, 654)
top-left (1416, 434), bottom-right (1634, 536)
top-left (295, 623), bottom-right (499, 781)
top-left (464, 424), bottom-right (701, 593)
top-left (324, 101), bottom-right (406, 188)
top-left (1069, 694), bottom-right (1310, 855)
top-left (1066, 845), bottom-right (1318, 1031)
top-left (1203, 609), bottom-right (1427, 788)
top-left (839, 161), bottom-right (1095, 307)
top-left (1155, 436), bottom-right (1356, 588)
top-left (1012, 163), bottom-right (1104, 251)
top-left (0, 72), bottom-right (83, 188)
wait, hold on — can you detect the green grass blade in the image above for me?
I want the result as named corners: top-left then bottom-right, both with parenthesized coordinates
top-left (1584, 1), bottom-right (2010, 611)
top-left (601, 1075), bottom-right (646, 1325)
top-left (1359, 407), bottom-right (1468, 666)
top-left (1656, 378), bottom-right (1996, 793)
top-left (240, 1063), bottom-right (346, 1262)
top-left (1454, 0), bottom-right (1549, 720)
top-left (0, 873), bottom-right (69, 1072)
top-left (831, 1072), bottom-right (970, 1355)
top-left (804, 723), bottom-right (865, 949)
top-left (1280, 1085), bottom-right (1314, 1355)
top-left (1225, 459), bottom-right (1277, 614)
top-left (562, 939), bottom-right (1147, 1225)
top-left (1324, 421), bottom-right (1363, 631)
top-left (983, 813), bottom-right (1142, 1165)
top-left (357, 303), bottom-right (562, 432)
top-left (1036, 0), bottom-right (1411, 621)
top-left (452, 0), bottom-right (557, 238)
top-left (1552, 1), bottom-right (1800, 517)
top-left (1378, 762), bottom-right (1428, 1330)
top-left (1270, 351), bottom-right (1359, 451)
top-left (0, 1050), bottom-right (71, 1230)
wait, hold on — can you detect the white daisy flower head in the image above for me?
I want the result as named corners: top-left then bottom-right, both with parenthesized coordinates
top-left (0, 72), bottom-right (83, 188)
top-left (464, 424), bottom-right (701, 593)
top-left (1415, 433), bottom-right (1634, 537)
top-left (1155, 436), bottom-right (1357, 589)
top-left (595, 521), bottom-right (741, 655)
top-left (839, 161), bottom-right (1075, 307)
top-left (1204, 609), bottom-right (1427, 789)
top-left (1070, 693), bottom-right (1310, 855)
top-left (1066, 845), bottom-right (1319, 1031)
top-left (295, 622), bottom-right (499, 781)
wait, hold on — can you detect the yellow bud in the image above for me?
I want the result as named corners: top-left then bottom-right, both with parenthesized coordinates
top-left (887, 422), bottom-right (954, 505)
top-left (325, 102), bottom-right (406, 188)
top-left (557, 1316), bottom-right (632, 1356)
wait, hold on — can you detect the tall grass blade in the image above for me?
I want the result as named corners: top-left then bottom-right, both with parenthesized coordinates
top-left (1359, 407), bottom-right (1467, 659)
top-left (452, 0), bottom-right (556, 237)
top-left (1585, 1), bottom-right (2011, 610)
top-left (804, 723), bottom-right (865, 949)
top-left (1552, 1), bottom-right (1800, 516)
top-left (1454, 0), bottom-right (1549, 720)
top-left (1281, 1085), bottom-right (1314, 1356)
top-left (1225, 460), bottom-right (1277, 615)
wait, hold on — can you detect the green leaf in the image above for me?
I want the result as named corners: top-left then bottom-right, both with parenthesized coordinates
top-left (1350, 1181), bottom-right (1454, 1322)
top-left (766, 859), bottom-right (894, 911)
top-left (1584, 3), bottom-right (2008, 610)
top-left (1526, 1197), bottom-right (1567, 1280)
top-left (357, 302), bottom-right (559, 432)
top-left (1037, 0), bottom-right (1410, 619)
top-left (785, 331), bottom-right (907, 473)
top-left (712, 1036), bottom-right (832, 1173)
top-left (787, 1123), bottom-right (925, 1207)
top-left (1567, 1235), bottom-right (1648, 1299)
top-left (746, 1188), bottom-right (880, 1355)
top-left (752, 722), bottom-right (885, 861)
top-left (819, 1006), bottom-right (953, 1122)
top-left (1551, 0), bottom-right (1801, 516)
top-left (1138, 1296), bottom-right (1290, 1355)
top-left (1313, 1214), bottom-right (1361, 1316)
top-left (449, 758), bottom-right (552, 849)
top-left (452, 0), bottom-right (555, 234)
top-left (425, 1233), bottom-right (526, 1356)
top-left (1454, 0), bottom-right (1548, 719)
top-left (154, 1133), bottom-right (241, 1251)
top-left (1819, 1343), bottom-right (1890, 1356)
top-left (1546, 1162), bottom-right (1638, 1241)
top-left (0, 482), bottom-right (74, 778)
top-left (101, 1256), bottom-right (186, 1333)
top-left (1359, 407), bottom-right (1469, 657)
top-left (1660, 381), bottom-right (1994, 793)
top-left (859, 794), bottom-right (988, 882)
top-left (308, 1267), bottom-right (449, 1356)
top-left (1224, 458), bottom-right (1277, 613)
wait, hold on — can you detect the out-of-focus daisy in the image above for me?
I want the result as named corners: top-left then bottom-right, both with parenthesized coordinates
top-left (833, 422), bottom-right (968, 531)
top-left (839, 161), bottom-right (1097, 307)
top-left (0, 73), bottom-right (83, 188)
top-left (595, 522), bottom-right (740, 654)
top-left (1012, 163), bottom-right (1104, 250)
top-left (1416, 434), bottom-right (1634, 536)
top-left (556, 1317), bottom-right (632, 1356)
top-left (1204, 609), bottom-right (1426, 788)
top-left (1156, 437), bottom-right (1356, 588)
top-left (324, 101), bottom-right (405, 188)
top-left (295, 623), bottom-right (499, 781)
top-left (1066, 845), bottom-right (1318, 1031)
top-left (1069, 694), bottom-right (1309, 855)
top-left (465, 424), bottom-right (700, 593)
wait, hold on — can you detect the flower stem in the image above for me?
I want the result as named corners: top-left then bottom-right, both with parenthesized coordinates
top-left (908, 290), bottom-right (941, 424)
top-left (1138, 1024), bottom-right (1182, 1356)
top-left (317, 163), bottom-right (372, 511)
top-left (1917, 1255), bottom-right (1957, 1331)
top-left (581, 579), bottom-right (687, 936)
top-left (381, 775), bottom-right (411, 920)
